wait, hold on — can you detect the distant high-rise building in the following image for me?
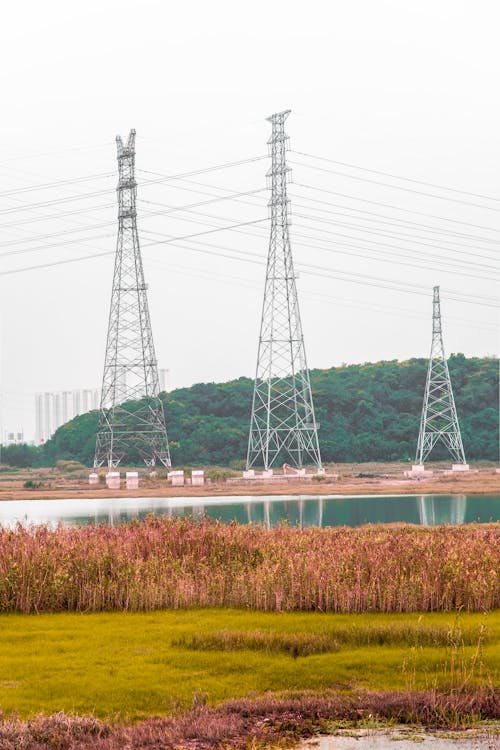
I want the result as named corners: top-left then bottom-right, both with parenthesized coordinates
top-left (34, 388), bottom-right (101, 443)
top-left (44, 392), bottom-right (52, 443)
top-left (53, 393), bottom-right (61, 435)
top-left (35, 393), bottom-right (44, 444)
top-left (3, 431), bottom-right (24, 446)
top-left (158, 368), bottom-right (170, 393)
top-left (82, 390), bottom-right (90, 414)
top-left (62, 391), bottom-right (72, 424)
top-left (72, 390), bottom-right (81, 419)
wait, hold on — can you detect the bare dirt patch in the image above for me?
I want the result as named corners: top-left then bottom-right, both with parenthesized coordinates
top-left (0, 462), bottom-right (497, 501)
top-left (300, 727), bottom-right (499, 750)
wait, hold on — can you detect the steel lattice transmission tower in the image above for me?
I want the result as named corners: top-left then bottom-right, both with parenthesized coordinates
top-left (94, 130), bottom-right (171, 469)
top-left (246, 110), bottom-right (322, 471)
top-left (416, 285), bottom-right (466, 465)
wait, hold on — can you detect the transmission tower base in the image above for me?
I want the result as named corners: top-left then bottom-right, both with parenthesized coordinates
top-left (126, 472), bottom-right (139, 489)
top-left (106, 472), bottom-right (120, 489)
top-left (404, 465), bottom-right (434, 478)
top-left (239, 468), bottom-right (333, 483)
top-left (452, 463), bottom-right (470, 472)
top-left (411, 464), bottom-right (426, 474)
top-left (168, 470), bottom-right (185, 486)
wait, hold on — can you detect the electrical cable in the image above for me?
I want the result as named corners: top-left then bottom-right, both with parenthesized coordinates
top-left (290, 217), bottom-right (500, 274)
top-left (292, 182), bottom-right (500, 233)
top-left (0, 187), bottom-right (266, 255)
top-left (0, 154), bottom-right (496, 314)
top-left (133, 194), bottom-right (498, 278)
top-left (0, 155), bottom-right (267, 216)
top-left (141, 174), bottom-right (499, 265)
top-left (143, 253), bottom-right (496, 333)
top-left (291, 150), bottom-right (500, 203)
top-left (289, 158), bottom-right (500, 212)
top-left (138, 225), bottom-right (498, 306)
top-left (0, 172), bottom-right (114, 198)
top-left (288, 191), bottom-right (499, 248)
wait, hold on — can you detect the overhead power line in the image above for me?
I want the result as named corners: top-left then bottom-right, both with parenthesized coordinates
top-left (136, 186), bottom-right (497, 276)
top-left (291, 150), bottom-right (500, 203)
top-left (0, 155), bottom-right (267, 216)
top-left (0, 202), bottom-right (115, 230)
top-left (0, 218), bottom-right (496, 311)
top-left (0, 218), bottom-right (270, 276)
top-left (0, 172), bottom-right (114, 198)
top-left (289, 191), bottom-right (498, 247)
top-left (143, 252), bottom-right (497, 334)
top-left (138, 199), bottom-right (497, 280)
top-left (142, 194), bottom-right (495, 277)
top-left (0, 149), bottom-right (496, 318)
top-left (291, 213), bottom-right (500, 268)
top-left (143, 172), bottom-right (500, 259)
top-left (0, 187), bottom-right (267, 255)
top-left (292, 182), bottom-right (500, 233)
top-left (137, 167), bottom-right (499, 246)
top-left (289, 159), bottom-right (500, 213)
top-left (0, 140), bottom-right (115, 166)
top-left (137, 154), bottom-right (266, 182)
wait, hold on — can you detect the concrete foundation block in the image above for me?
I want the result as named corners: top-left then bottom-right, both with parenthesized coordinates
top-left (168, 470), bottom-right (185, 487)
top-left (452, 464), bottom-right (470, 472)
top-left (126, 471), bottom-right (139, 489)
top-left (88, 472), bottom-right (99, 486)
top-left (106, 471), bottom-right (120, 489)
top-left (192, 470), bottom-right (205, 486)
top-left (404, 466), bottom-right (433, 478)
top-left (411, 464), bottom-right (426, 474)
top-left (262, 469), bottom-right (274, 478)
top-left (242, 470), bottom-right (255, 479)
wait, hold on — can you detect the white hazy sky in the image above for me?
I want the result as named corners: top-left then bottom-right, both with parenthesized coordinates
top-left (0, 0), bottom-right (498, 440)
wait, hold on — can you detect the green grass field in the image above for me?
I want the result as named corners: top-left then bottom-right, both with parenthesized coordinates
top-left (0, 609), bottom-right (497, 721)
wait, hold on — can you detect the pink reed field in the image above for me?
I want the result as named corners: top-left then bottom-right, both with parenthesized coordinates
top-left (0, 518), bottom-right (497, 613)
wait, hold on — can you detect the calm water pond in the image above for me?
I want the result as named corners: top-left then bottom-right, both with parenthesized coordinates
top-left (0, 494), bottom-right (498, 528)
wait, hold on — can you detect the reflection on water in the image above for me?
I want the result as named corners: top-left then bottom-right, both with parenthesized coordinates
top-left (246, 497), bottom-right (326, 529)
top-left (0, 494), bottom-right (498, 529)
top-left (417, 494), bottom-right (467, 525)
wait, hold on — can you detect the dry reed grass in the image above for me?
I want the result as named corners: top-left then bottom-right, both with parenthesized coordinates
top-left (173, 618), bottom-right (489, 657)
top-left (0, 688), bottom-right (497, 749)
top-left (0, 518), bottom-right (497, 613)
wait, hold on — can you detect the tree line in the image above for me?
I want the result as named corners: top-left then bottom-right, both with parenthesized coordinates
top-left (2, 355), bottom-right (498, 467)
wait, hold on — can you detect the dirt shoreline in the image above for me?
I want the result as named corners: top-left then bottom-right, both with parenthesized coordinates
top-left (299, 728), bottom-right (499, 750)
top-left (0, 469), bottom-right (498, 501)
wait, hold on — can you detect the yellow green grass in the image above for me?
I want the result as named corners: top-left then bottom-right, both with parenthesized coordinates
top-left (0, 609), bottom-right (497, 721)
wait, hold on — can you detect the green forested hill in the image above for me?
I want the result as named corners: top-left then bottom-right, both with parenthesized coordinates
top-left (34, 354), bottom-right (498, 468)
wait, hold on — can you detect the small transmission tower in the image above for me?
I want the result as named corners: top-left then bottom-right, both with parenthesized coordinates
top-left (416, 286), bottom-right (466, 465)
top-left (246, 110), bottom-right (322, 471)
top-left (94, 130), bottom-right (170, 469)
